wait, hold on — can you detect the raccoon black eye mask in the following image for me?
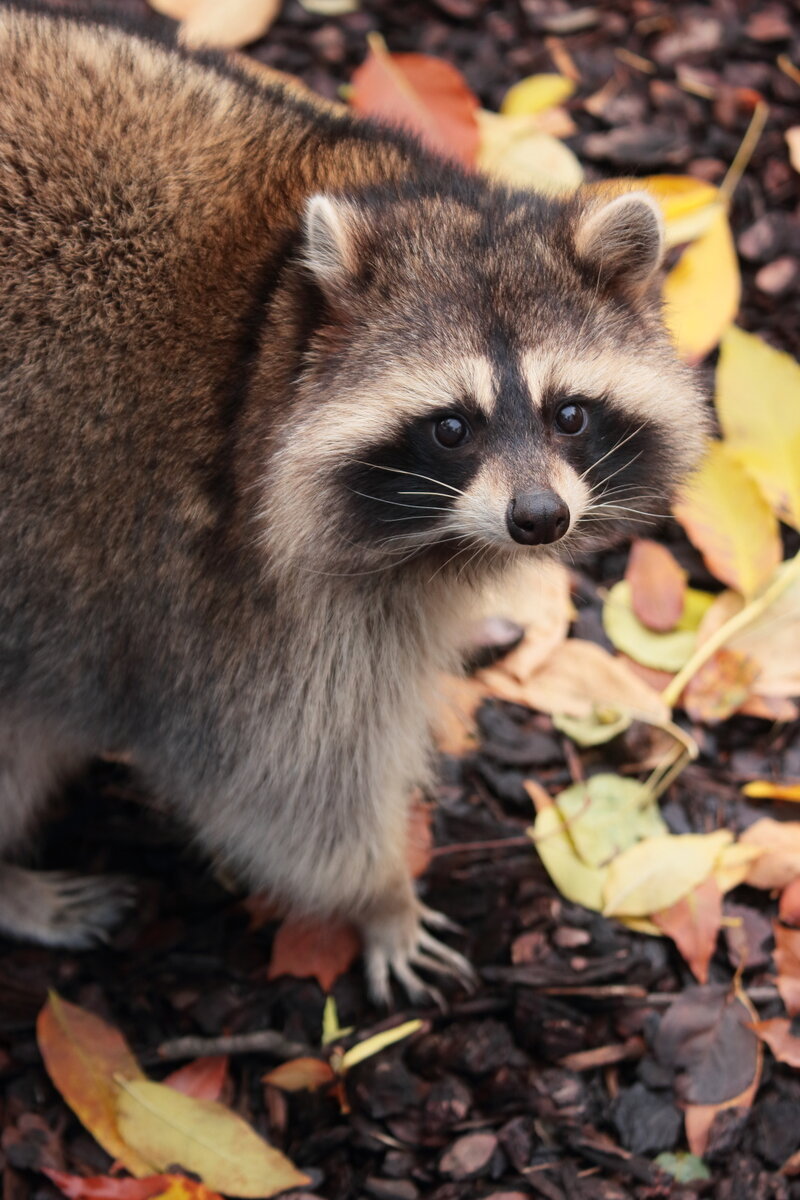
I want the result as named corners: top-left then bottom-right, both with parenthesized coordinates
top-left (0, 5), bottom-right (707, 1004)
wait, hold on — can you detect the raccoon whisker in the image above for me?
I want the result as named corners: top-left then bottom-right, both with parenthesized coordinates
top-left (427, 540), bottom-right (478, 584)
top-left (588, 449), bottom-right (646, 496)
top-left (592, 502), bottom-right (669, 518)
top-left (396, 490), bottom-right (461, 500)
top-left (579, 424), bottom-right (646, 484)
top-left (351, 462), bottom-right (467, 498)
top-left (379, 514), bottom-right (448, 523)
top-left (346, 488), bottom-right (451, 513)
top-left (456, 540), bottom-right (488, 581)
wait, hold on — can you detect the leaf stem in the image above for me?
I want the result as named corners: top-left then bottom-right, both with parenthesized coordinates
top-left (719, 100), bottom-right (769, 204)
top-left (662, 551), bottom-right (800, 708)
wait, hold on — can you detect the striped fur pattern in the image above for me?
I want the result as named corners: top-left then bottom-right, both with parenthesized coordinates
top-left (0, 5), bottom-right (707, 1000)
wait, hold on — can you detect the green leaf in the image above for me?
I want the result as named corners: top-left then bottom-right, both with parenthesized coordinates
top-left (554, 774), bottom-right (667, 868)
top-left (654, 1152), bottom-right (711, 1183)
top-left (528, 806), bottom-right (608, 911)
top-left (341, 1020), bottom-right (423, 1071)
top-left (603, 579), bottom-right (715, 671)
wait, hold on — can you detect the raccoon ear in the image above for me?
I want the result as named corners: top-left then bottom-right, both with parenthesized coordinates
top-left (574, 191), bottom-right (664, 295)
top-left (303, 194), bottom-right (360, 293)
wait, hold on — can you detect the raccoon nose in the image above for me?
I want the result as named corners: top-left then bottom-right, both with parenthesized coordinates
top-left (507, 491), bottom-right (570, 546)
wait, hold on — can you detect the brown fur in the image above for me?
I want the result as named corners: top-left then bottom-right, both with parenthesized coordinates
top-left (0, 5), bottom-right (706, 1000)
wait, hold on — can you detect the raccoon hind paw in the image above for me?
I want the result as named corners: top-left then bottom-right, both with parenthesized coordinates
top-left (0, 864), bottom-right (136, 949)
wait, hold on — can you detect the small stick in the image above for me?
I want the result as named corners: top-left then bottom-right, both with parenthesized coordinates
top-left (153, 1030), bottom-right (312, 1063)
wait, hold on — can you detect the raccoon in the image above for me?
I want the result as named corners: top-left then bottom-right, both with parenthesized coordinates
top-left (0, 4), bottom-right (706, 1002)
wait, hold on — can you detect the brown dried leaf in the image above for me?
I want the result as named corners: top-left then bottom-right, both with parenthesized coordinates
top-left (774, 922), bottom-right (800, 1017)
top-left (433, 674), bottom-right (491, 755)
top-left (780, 878), bottom-right (800, 926)
top-left (652, 876), bottom-right (722, 984)
top-left (163, 1057), bottom-right (228, 1103)
top-left (740, 819), bottom-right (800, 890)
top-left (682, 647), bottom-right (760, 723)
top-left (626, 539), bottom-right (687, 632)
top-left (262, 1058), bottom-right (335, 1092)
top-left (267, 917), bottom-right (360, 992)
top-left (748, 1018), bottom-right (800, 1068)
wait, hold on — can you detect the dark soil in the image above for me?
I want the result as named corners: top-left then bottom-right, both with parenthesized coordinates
top-left (1, 2), bottom-right (800, 1199)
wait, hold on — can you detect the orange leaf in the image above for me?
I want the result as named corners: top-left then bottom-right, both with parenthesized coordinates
top-left (407, 795), bottom-right (433, 879)
top-left (625, 539), bottom-right (687, 632)
top-left (43, 1171), bottom-right (174, 1200)
top-left (740, 819), bottom-right (800, 890)
top-left (36, 993), bottom-right (153, 1177)
top-left (262, 1058), bottom-right (336, 1092)
top-left (652, 877), bottom-right (722, 984)
top-left (349, 35), bottom-right (479, 166)
top-left (267, 917), bottom-right (360, 991)
top-left (744, 780), bottom-right (800, 803)
top-left (780, 878), bottom-right (800, 926)
top-left (162, 1057), bottom-right (228, 1102)
top-left (748, 1018), bottom-right (800, 1068)
top-left (433, 673), bottom-right (491, 754)
top-left (682, 648), bottom-right (760, 724)
top-left (774, 922), bottom-right (800, 1017)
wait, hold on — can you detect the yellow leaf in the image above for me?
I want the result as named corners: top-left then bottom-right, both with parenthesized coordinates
top-left (36, 993), bottom-right (154, 1178)
top-left (553, 774), bottom-right (667, 868)
top-left (476, 110), bottom-right (583, 194)
top-left (528, 806), bottom-right (608, 911)
top-left (618, 915), bottom-right (664, 936)
top-left (603, 579), bottom-right (715, 671)
top-left (716, 325), bottom-right (800, 529)
top-left (743, 781), bottom-right (800, 802)
top-left (500, 73), bottom-right (575, 116)
top-left (639, 175), bottom-right (724, 249)
top-left (787, 127), bottom-right (800, 174)
top-left (713, 842), bottom-right (765, 893)
top-left (169, 0), bottom-right (281, 49)
top-left (673, 441), bottom-right (781, 596)
top-left (603, 831), bottom-right (733, 917)
top-left (341, 1019), bottom-right (423, 1071)
top-left (552, 709), bottom-right (631, 747)
top-left (662, 207), bottom-right (741, 362)
top-left (115, 1079), bottom-right (310, 1198)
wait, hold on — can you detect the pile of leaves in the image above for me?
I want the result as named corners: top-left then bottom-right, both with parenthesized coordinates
top-left (2, 2), bottom-right (800, 1199)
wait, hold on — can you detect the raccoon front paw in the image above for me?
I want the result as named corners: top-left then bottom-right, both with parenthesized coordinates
top-left (360, 891), bottom-right (477, 1007)
top-left (0, 864), bottom-right (136, 949)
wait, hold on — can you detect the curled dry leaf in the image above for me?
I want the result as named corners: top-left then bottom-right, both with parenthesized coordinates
top-left (773, 922), bottom-right (800, 1017)
top-left (682, 647), bottom-right (760, 724)
top-left (662, 206), bottom-right (741, 363)
top-left (748, 1018), bottom-right (800, 1069)
top-left (603, 579), bottom-right (713, 672)
top-left (740, 818), bottom-right (800, 890)
top-left (673, 441), bottom-right (781, 597)
top-left (625, 539), bottom-right (687, 632)
top-left (36, 992), bottom-right (153, 1177)
top-left (349, 35), bottom-right (479, 166)
top-left (602, 830), bottom-right (732, 918)
top-left (115, 1079), bottom-right (310, 1198)
top-left (652, 876), bottom-right (722, 984)
top-left (716, 325), bottom-right (800, 530)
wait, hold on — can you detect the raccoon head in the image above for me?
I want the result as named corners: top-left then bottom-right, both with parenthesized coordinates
top-left (264, 181), bottom-right (708, 582)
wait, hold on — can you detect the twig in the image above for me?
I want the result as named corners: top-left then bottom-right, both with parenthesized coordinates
top-left (431, 836), bottom-right (531, 858)
top-left (152, 1030), bottom-right (312, 1063)
top-left (719, 99), bottom-right (770, 203)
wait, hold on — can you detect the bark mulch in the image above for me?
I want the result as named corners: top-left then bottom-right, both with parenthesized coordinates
top-left (1, 2), bottom-right (799, 1198)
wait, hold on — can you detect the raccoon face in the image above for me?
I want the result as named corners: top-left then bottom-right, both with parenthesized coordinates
top-left (266, 183), bottom-right (707, 578)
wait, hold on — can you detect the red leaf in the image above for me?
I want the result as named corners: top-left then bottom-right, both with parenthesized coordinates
top-left (267, 917), bottom-right (360, 991)
top-left (625, 539), bottom-right (687, 632)
top-left (780, 878), bottom-right (800, 927)
top-left (350, 35), bottom-right (479, 166)
top-left (774, 921), bottom-right (800, 1017)
top-left (162, 1056), bottom-right (228, 1102)
top-left (749, 1018), bottom-right (800, 1068)
top-left (43, 1170), bottom-right (173, 1200)
top-left (652, 876), bottom-right (722, 984)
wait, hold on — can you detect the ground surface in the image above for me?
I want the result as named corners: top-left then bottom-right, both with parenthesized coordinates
top-left (1, 1), bottom-right (800, 1198)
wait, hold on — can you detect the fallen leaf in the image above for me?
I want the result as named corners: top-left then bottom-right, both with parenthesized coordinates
top-left (433, 674), bottom-right (491, 755)
top-left (774, 922), bottom-right (800, 1016)
top-left (115, 1079), bottom-right (309, 1198)
top-left (640, 175), bottom-right (725, 249)
top-left (603, 830), bottom-right (732, 918)
top-left (787, 127), bottom-right (800, 174)
top-left (740, 819), bottom-right (800, 889)
top-left (349, 35), bottom-right (479, 165)
top-left (673, 441), bottom-right (781, 596)
top-left (662, 206), bottom-right (741, 363)
top-left (625, 539), bottom-right (687, 632)
top-left (262, 1058), bottom-right (336, 1092)
top-left (527, 804), bottom-right (608, 912)
top-left (652, 876), bottom-right (722, 984)
top-left (654, 1152), bottom-right (711, 1183)
top-left (341, 1018), bottom-right (423, 1070)
top-left (603, 579), bottom-right (714, 672)
top-left (43, 1172), bottom-right (178, 1200)
top-left (780, 878), bottom-right (800, 925)
top-left (476, 111), bottom-right (583, 193)
top-left (552, 709), bottom-right (630, 747)
top-left (655, 983), bottom-right (760, 1106)
top-left (267, 916), bottom-right (360, 992)
top-left (744, 780), bottom-right (800, 802)
top-left (298, 0), bottom-right (358, 12)
top-left (715, 325), bottom-right (800, 529)
top-left (488, 561), bottom-right (572, 681)
top-left (500, 73), bottom-right (575, 115)
top-left (713, 842), bottom-right (764, 893)
top-left (748, 1018), bottom-right (800, 1068)
top-left (407, 795), bottom-right (433, 879)
top-left (487, 638), bottom-right (670, 725)
top-left (552, 774), bottom-right (666, 868)
top-left (682, 648), bottom-right (760, 723)
top-left (151, 0), bottom-right (281, 49)
top-left (162, 1057), bottom-right (228, 1103)
top-left (37, 993), bottom-right (153, 1177)
top-left (737, 694), bottom-right (800, 721)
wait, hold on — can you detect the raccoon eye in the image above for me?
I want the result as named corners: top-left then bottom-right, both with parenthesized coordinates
top-left (555, 400), bottom-right (588, 435)
top-left (433, 414), bottom-right (470, 448)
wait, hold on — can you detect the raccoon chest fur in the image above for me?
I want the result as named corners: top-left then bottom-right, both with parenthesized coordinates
top-left (0, 4), bottom-right (707, 1001)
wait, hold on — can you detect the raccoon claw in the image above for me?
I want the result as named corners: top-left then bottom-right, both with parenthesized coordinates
top-left (0, 866), bottom-right (136, 949)
top-left (362, 899), bottom-right (475, 1007)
